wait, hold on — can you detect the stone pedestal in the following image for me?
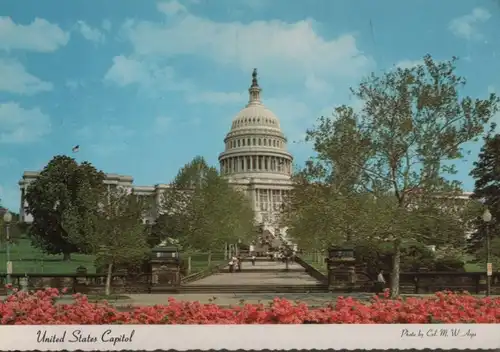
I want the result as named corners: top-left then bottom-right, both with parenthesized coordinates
top-left (150, 246), bottom-right (181, 287)
top-left (325, 246), bottom-right (356, 291)
top-left (151, 263), bottom-right (181, 286)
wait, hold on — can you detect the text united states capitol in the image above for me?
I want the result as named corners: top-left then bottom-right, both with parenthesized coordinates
top-left (37, 328), bottom-right (135, 346)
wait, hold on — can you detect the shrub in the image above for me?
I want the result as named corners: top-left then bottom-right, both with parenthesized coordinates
top-left (1, 286), bottom-right (500, 324)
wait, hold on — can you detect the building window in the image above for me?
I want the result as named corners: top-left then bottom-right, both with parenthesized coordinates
top-left (258, 138), bottom-right (262, 145)
top-left (238, 140), bottom-right (241, 147)
top-left (253, 138), bottom-right (256, 145)
top-left (242, 139), bottom-right (246, 146)
top-left (260, 189), bottom-right (268, 211)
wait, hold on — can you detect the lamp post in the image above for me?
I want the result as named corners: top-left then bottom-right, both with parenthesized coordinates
top-left (3, 211), bottom-right (12, 286)
top-left (483, 208), bottom-right (492, 296)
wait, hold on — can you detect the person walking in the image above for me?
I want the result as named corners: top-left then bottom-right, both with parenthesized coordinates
top-left (228, 258), bottom-right (234, 273)
top-left (237, 256), bottom-right (242, 272)
top-left (251, 255), bottom-right (256, 266)
top-left (376, 269), bottom-right (386, 293)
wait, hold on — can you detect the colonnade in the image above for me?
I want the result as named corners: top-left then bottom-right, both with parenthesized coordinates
top-left (255, 188), bottom-right (290, 212)
top-left (220, 155), bottom-right (291, 175)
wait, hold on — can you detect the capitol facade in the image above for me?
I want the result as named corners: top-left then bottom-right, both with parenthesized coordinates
top-left (18, 70), bottom-right (294, 233)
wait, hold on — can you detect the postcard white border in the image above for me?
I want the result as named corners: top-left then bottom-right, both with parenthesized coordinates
top-left (0, 324), bottom-right (496, 351)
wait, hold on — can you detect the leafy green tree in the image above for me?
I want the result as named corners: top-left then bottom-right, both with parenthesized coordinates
top-left (25, 155), bottom-right (106, 260)
top-left (158, 156), bottom-right (255, 252)
top-left (292, 55), bottom-right (499, 296)
top-left (469, 127), bottom-right (500, 269)
top-left (75, 187), bottom-right (150, 295)
top-left (470, 128), bottom-right (500, 241)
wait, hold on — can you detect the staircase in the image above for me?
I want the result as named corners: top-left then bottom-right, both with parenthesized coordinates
top-left (178, 256), bottom-right (329, 294)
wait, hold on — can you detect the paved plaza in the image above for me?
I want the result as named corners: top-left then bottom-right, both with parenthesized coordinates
top-left (185, 260), bottom-right (319, 286)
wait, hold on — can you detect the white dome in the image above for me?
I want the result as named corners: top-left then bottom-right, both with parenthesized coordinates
top-left (231, 103), bottom-right (281, 131)
top-left (218, 69), bottom-right (293, 181)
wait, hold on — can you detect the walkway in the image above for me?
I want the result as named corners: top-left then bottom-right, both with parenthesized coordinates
top-left (185, 260), bottom-right (320, 286)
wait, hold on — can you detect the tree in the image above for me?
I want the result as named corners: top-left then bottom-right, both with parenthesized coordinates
top-left (469, 126), bottom-right (500, 264)
top-left (157, 156), bottom-right (255, 252)
top-left (75, 187), bottom-right (150, 295)
top-left (292, 55), bottom-right (499, 296)
top-left (25, 155), bottom-right (106, 260)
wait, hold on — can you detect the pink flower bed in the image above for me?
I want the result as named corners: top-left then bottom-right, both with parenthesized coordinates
top-left (1, 287), bottom-right (499, 324)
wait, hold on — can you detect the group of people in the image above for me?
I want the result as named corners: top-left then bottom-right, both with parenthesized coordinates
top-left (228, 256), bottom-right (242, 273)
top-left (267, 250), bottom-right (294, 263)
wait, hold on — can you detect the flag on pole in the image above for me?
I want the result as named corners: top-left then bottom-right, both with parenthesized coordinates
top-left (72, 145), bottom-right (80, 153)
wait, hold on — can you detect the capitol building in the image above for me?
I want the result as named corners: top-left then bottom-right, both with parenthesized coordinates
top-left (18, 70), bottom-right (294, 234)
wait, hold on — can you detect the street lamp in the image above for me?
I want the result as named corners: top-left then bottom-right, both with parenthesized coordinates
top-left (3, 211), bottom-right (12, 286)
top-left (483, 208), bottom-right (492, 296)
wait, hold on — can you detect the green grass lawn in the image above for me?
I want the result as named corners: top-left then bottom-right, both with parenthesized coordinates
top-left (0, 237), bottom-right (224, 275)
top-left (0, 238), bottom-right (96, 274)
top-left (300, 252), bottom-right (327, 273)
top-left (185, 251), bottom-right (226, 274)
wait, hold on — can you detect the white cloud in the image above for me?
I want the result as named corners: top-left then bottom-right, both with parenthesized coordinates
top-left (102, 19), bottom-right (112, 32)
top-left (0, 102), bottom-right (51, 143)
top-left (395, 59), bottom-right (424, 69)
top-left (0, 17), bottom-right (69, 52)
top-left (304, 74), bottom-right (333, 96)
top-left (157, 0), bottom-right (187, 16)
top-left (75, 21), bottom-right (105, 43)
top-left (120, 3), bottom-right (372, 81)
top-left (104, 55), bottom-right (191, 92)
top-left (449, 8), bottom-right (491, 41)
top-left (0, 59), bottom-right (53, 95)
top-left (104, 55), bottom-right (246, 105)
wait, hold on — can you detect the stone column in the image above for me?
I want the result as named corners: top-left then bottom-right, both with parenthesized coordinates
top-left (256, 188), bottom-right (260, 209)
top-left (20, 187), bottom-right (25, 220)
top-left (268, 189), bottom-right (272, 212)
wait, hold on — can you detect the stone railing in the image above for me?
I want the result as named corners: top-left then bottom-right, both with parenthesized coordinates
top-left (294, 256), bottom-right (328, 284)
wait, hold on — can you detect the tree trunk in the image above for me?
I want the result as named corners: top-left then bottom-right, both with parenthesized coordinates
top-left (63, 252), bottom-right (71, 261)
top-left (390, 240), bottom-right (401, 298)
top-left (105, 263), bottom-right (113, 296)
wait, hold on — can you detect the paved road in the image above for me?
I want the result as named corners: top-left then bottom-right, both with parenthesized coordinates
top-left (185, 260), bottom-right (320, 286)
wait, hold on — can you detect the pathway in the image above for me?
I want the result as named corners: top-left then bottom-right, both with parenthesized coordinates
top-left (185, 260), bottom-right (320, 286)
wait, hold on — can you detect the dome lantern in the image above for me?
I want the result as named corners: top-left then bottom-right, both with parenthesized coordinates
top-left (248, 68), bottom-right (262, 105)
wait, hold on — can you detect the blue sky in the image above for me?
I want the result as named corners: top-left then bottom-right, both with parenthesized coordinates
top-left (0, 0), bottom-right (499, 210)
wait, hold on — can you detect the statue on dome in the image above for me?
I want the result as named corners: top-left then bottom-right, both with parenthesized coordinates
top-left (251, 68), bottom-right (259, 87)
